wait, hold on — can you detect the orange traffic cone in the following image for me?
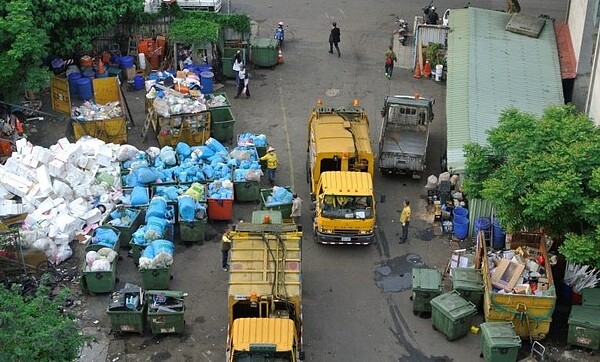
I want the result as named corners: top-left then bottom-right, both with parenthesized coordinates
top-left (413, 65), bottom-right (422, 79)
top-left (277, 49), bottom-right (284, 64)
top-left (423, 60), bottom-right (432, 78)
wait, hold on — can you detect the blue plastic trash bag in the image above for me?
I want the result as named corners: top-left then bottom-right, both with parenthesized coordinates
top-left (205, 137), bottom-right (227, 153)
top-left (176, 142), bottom-right (192, 158)
top-left (146, 197), bottom-right (168, 221)
top-left (130, 186), bottom-right (149, 206)
top-left (124, 172), bottom-right (139, 187)
top-left (178, 196), bottom-right (196, 221)
top-left (135, 167), bottom-right (161, 184)
top-left (92, 227), bottom-right (119, 248)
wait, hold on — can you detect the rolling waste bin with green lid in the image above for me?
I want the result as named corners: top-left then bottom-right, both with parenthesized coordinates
top-left (480, 322), bottom-right (521, 362)
top-left (106, 283), bottom-right (146, 335)
top-left (582, 288), bottom-right (600, 307)
top-left (430, 290), bottom-right (477, 341)
top-left (178, 195), bottom-right (207, 243)
top-left (208, 106), bottom-right (235, 143)
top-left (138, 239), bottom-right (174, 290)
top-left (567, 305), bottom-right (600, 351)
top-left (102, 207), bottom-right (143, 249)
top-left (260, 186), bottom-right (294, 221)
top-left (81, 247), bottom-right (119, 295)
top-left (86, 225), bottom-right (122, 251)
top-left (412, 267), bottom-right (442, 316)
top-left (147, 290), bottom-right (187, 335)
top-left (251, 38), bottom-right (279, 67)
top-left (452, 268), bottom-right (484, 309)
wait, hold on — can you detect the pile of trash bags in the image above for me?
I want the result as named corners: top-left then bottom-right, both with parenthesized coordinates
top-left (208, 180), bottom-right (234, 200)
top-left (106, 208), bottom-right (139, 227)
top-left (85, 247), bottom-right (118, 271)
top-left (178, 195), bottom-right (207, 222)
top-left (265, 186), bottom-right (293, 206)
top-left (237, 133), bottom-right (268, 147)
top-left (91, 227), bottom-right (120, 249)
top-left (131, 216), bottom-right (169, 246)
top-left (139, 239), bottom-right (175, 269)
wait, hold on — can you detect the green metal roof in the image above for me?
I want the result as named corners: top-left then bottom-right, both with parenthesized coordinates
top-left (446, 8), bottom-right (564, 174)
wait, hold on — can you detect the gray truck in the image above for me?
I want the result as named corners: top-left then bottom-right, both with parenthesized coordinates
top-left (378, 95), bottom-right (434, 178)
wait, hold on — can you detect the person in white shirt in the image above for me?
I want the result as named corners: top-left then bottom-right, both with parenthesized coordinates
top-left (235, 65), bottom-right (250, 99)
top-left (232, 50), bottom-right (243, 86)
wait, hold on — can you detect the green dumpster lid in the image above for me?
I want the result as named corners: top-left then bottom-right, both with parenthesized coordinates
top-left (569, 305), bottom-right (600, 328)
top-left (252, 38), bottom-right (279, 48)
top-left (412, 268), bottom-right (442, 291)
top-left (582, 288), bottom-right (600, 308)
top-left (146, 290), bottom-right (187, 298)
top-left (430, 291), bottom-right (477, 320)
top-left (452, 268), bottom-right (484, 291)
top-left (480, 322), bottom-right (521, 348)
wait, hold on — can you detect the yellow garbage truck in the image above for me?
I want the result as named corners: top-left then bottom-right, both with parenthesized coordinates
top-left (306, 100), bottom-right (377, 245)
top-left (227, 219), bottom-right (304, 361)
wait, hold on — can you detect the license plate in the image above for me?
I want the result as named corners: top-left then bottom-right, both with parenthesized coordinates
top-left (341, 237), bottom-right (351, 242)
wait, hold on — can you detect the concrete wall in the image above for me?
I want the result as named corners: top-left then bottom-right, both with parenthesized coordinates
top-left (568, 0), bottom-right (599, 112)
top-left (586, 33), bottom-right (600, 123)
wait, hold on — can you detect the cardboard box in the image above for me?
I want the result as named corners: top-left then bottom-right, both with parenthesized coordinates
top-left (514, 284), bottom-right (532, 295)
top-left (491, 259), bottom-right (525, 291)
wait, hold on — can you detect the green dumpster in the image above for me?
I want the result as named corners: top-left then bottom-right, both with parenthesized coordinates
top-left (260, 187), bottom-right (294, 221)
top-left (140, 267), bottom-right (171, 290)
top-left (411, 267), bottom-right (442, 316)
top-left (147, 290), bottom-right (186, 335)
top-left (106, 285), bottom-right (146, 335)
top-left (452, 268), bottom-right (484, 309)
top-left (130, 239), bottom-right (149, 266)
top-left (179, 219), bottom-right (207, 243)
top-left (86, 226), bottom-right (122, 252)
top-left (102, 207), bottom-right (143, 249)
top-left (430, 290), bottom-right (477, 341)
top-left (209, 106), bottom-right (235, 143)
top-left (251, 38), bottom-right (279, 67)
top-left (234, 180), bottom-right (260, 202)
top-left (480, 322), bottom-right (521, 362)
top-left (582, 288), bottom-right (600, 307)
top-left (252, 210), bottom-right (283, 224)
top-left (568, 305), bottom-right (600, 351)
top-left (82, 257), bottom-right (117, 295)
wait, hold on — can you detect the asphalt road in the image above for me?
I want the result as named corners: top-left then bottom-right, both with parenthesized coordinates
top-left (29, 1), bottom-right (575, 361)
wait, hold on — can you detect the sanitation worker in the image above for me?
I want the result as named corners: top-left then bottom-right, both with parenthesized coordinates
top-left (260, 146), bottom-right (279, 186)
top-left (399, 199), bottom-right (411, 244)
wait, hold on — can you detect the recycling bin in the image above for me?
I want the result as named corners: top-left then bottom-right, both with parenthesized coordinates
top-left (106, 287), bottom-right (147, 335)
top-left (452, 268), bottom-right (484, 309)
top-left (147, 290), bottom-right (186, 335)
top-left (412, 267), bottom-right (442, 316)
top-left (140, 267), bottom-right (172, 290)
top-left (260, 187), bottom-right (294, 221)
top-left (480, 322), bottom-right (521, 362)
top-left (251, 38), bottom-right (279, 67)
top-left (568, 305), bottom-right (600, 351)
top-left (101, 207), bottom-right (142, 249)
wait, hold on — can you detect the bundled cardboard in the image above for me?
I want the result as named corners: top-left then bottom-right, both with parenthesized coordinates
top-left (491, 259), bottom-right (525, 291)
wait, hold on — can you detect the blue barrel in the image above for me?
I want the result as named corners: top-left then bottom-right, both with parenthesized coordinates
top-left (68, 72), bottom-right (82, 97)
top-left (82, 68), bottom-right (95, 80)
top-left (474, 217), bottom-right (490, 240)
top-left (200, 71), bottom-right (214, 94)
top-left (133, 74), bottom-right (145, 91)
top-left (111, 53), bottom-right (121, 66)
top-left (492, 218), bottom-right (506, 249)
top-left (199, 64), bottom-right (213, 73)
top-left (453, 216), bottom-right (469, 239)
top-left (453, 207), bottom-right (469, 220)
top-left (120, 55), bottom-right (134, 69)
top-left (77, 77), bottom-right (93, 100)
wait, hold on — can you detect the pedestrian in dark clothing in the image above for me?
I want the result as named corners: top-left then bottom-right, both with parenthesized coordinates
top-left (235, 66), bottom-right (250, 99)
top-left (329, 22), bottom-right (341, 57)
top-left (426, 8), bottom-right (439, 25)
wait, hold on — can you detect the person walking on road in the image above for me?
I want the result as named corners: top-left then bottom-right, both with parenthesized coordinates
top-left (221, 228), bottom-right (233, 271)
top-left (290, 194), bottom-right (303, 224)
top-left (399, 199), bottom-right (411, 244)
top-left (234, 65), bottom-right (250, 99)
top-left (329, 22), bottom-right (341, 57)
top-left (384, 45), bottom-right (398, 79)
top-left (232, 50), bottom-right (243, 87)
top-left (260, 146), bottom-right (279, 185)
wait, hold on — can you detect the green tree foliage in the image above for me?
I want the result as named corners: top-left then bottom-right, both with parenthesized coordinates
top-left (464, 105), bottom-right (600, 264)
top-left (0, 0), bottom-right (142, 101)
top-left (0, 284), bottom-right (92, 360)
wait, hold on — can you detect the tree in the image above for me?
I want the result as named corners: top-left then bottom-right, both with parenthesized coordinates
top-left (463, 105), bottom-right (600, 265)
top-left (0, 284), bottom-right (92, 360)
top-left (0, 0), bottom-right (143, 102)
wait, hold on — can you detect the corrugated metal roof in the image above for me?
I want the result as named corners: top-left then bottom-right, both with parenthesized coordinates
top-left (232, 318), bottom-right (295, 352)
top-left (446, 8), bottom-right (564, 174)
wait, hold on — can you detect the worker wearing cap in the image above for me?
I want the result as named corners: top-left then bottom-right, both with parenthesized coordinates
top-left (260, 146), bottom-right (279, 186)
top-left (399, 199), bottom-right (411, 244)
top-left (221, 228), bottom-right (232, 271)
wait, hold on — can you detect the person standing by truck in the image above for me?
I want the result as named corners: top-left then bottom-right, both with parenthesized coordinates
top-left (260, 146), bottom-right (279, 185)
top-left (290, 194), bottom-right (302, 224)
top-left (384, 45), bottom-right (398, 79)
top-left (399, 199), bottom-right (411, 244)
top-left (221, 228), bottom-right (232, 271)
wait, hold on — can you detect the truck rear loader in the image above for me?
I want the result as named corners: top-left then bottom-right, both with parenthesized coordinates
top-left (378, 94), bottom-right (434, 178)
top-left (227, 219), bottom-right (303, 361)
top-left (306, 100), bottom-right (377, 245)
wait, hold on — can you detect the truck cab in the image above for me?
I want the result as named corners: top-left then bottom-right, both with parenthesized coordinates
top-left (313, 171), bottom-right (375, 245)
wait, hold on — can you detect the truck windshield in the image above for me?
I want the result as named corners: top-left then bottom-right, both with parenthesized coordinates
top-left (233, 352), bottom-right (293, 361)
top-left (320, 195), bottom-right (373, 219)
